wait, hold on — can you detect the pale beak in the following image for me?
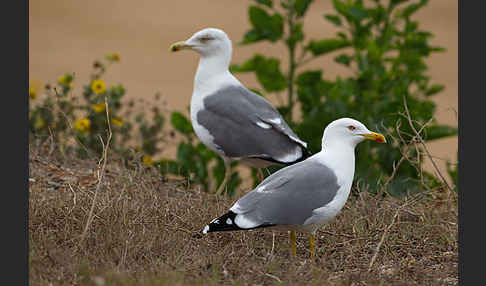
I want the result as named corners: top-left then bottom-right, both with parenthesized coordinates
top-left (169, 41), bottom-right (192, 52)
top-left (360, 131), bottom-right (386, 143)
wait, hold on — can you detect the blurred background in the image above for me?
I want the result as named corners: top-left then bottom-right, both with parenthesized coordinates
top-left (29, 0), bottom-right (457, 183)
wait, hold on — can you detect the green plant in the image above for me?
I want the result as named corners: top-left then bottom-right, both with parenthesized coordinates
top-left (29, 54), bottom-right (165, 164)
top-left (227, 0), bottom-right (457, 195)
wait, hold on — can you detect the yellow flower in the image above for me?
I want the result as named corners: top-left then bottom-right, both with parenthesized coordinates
top-left (29, 80), bottom-right (43, 99)
top-left (111, 117), bottom-right (123, 127)
top-left (91, 103), bottom-right (106, 113)
top-left (58, 73), bottom-right (73, 86)
top-left (34, 117), bottom-right (46, 129)
top-left (29, 87), bottom-right (37, 100)
top-left (74, 118), bottom-right (90, 134)
top-left (58, 75), bottom-right (67, 85)
top-left (106, 53), bottom-right (120, 62)
top-left (142, 155), bottom-right (153, 166)
top-left (91, 80), bottom-right (106, 94)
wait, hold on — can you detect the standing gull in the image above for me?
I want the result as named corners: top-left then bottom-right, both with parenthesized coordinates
top-left (169, 28), bottom-right (309, 194)
top-left (202, 118), bottom-right (386, 260)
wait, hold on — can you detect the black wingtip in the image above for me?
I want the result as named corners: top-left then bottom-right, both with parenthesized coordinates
top-left (249, 145), bottom-right (312, 167)
top-left (202, 211), bottom-right (275, 234)
top-left (281, 145), bottom-right (312, 166)
top-left (202, 211), bottom-right (243, 234)
top-left (299, 146), bottom-right (312, 161)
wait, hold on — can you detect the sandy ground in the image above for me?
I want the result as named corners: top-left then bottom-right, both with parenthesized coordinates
top-left (29, 0), bottom-right (458, 184)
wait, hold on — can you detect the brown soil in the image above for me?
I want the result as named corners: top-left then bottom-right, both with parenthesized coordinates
top-left (29, 143), bottom-right (458, 285)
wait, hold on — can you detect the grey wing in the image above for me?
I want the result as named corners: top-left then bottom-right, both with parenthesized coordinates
top-left (197, 85), bottom-right (307, 162)
top-left (235, 87), bottom-right (307, 148)
top-left (246, 94), bottom-right (307, 148)
top-left (230, 160), bottom-right (341, 226)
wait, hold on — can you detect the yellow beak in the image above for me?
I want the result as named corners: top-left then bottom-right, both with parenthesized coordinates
top-left (360, 131), bottom-right (386, 143)
top-left (169, 41), bottom-right (191, 52)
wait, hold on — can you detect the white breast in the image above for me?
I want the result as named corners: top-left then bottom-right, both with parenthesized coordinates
top-left (302, 148), bottom-right (355, 232)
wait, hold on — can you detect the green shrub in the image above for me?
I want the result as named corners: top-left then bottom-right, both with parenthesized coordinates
top-left (164, 0), bottom-right (457, 196)
top-left (29, 54), bottom-right (165, 164)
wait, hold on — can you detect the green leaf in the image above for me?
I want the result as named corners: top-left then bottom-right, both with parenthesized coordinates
top-left (336, 31), bottom-right (348, 40)
top-left (158, 159), bottom-right (186, 176)
top-left (400, 0), bottom-right (428, 18)
top-left (248, 88), bottom-right (265, 97)
top-left (424, 125), bottom-right (458, 141)
top-left (324, 14), bottom-right (342, 26)
top-left (231, 54), bottom-right (286, 92)
top-left (425, 84), bottom-right (445, 96)
top-left (195, 142), bottom-right (216, 163)
top-left (390, 0), bottom-right (408, 7)
top-left (177, 142), bottom-right (195, 164)
top-left (334, 53), bottom-right (352, 66)
top-left (295, 0), bottom-right (313, 17)
top-left (170, 111), bottom-right (193, 135)
top-left (286, 23), bottom-right (304, 48)
top-left (306, 38), bottom-right (351, 56)
top-left (332, 0), bottom-right (348, 16)
top-left (296, 70), bottom-right (323, 86)
top-left (242, 6), bottom-right (284, 44)
top-left (241, 29), bottom-right (261, 45)
top-left (253, 0), bottom-right (272, 8)
top-left (429, 46), bottom-right (446, 53)
top-left (348, 7), bottom-right (368, 21)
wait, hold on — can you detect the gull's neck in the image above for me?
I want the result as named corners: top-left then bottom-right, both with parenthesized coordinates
top-left (194, 55), bottom-right (241, 96)
top-left (316, 140), bottom-right (356, 185)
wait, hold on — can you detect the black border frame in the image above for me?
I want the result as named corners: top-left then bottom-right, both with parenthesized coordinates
top-left (3, 0), bottom-right (29, 284)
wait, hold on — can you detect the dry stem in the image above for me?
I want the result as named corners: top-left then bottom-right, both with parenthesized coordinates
top-left (402, 96), bottom-right (454, 193)
top-left (77, 96), bottom-right (112, 249)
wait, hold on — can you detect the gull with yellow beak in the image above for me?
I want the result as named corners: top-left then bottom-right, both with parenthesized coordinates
top-left (170, 28), bottom-right (309, 195)
top-left (202, 118), bottom-right (386, 261)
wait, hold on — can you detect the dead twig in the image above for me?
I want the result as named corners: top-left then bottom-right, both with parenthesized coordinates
top-left (378, 117), bottom-right (434, 196)
top-left (368, 199), bottom-right (409, 272)
top-left (402, 96), bottom-right (454, 193)
top-left (78, 95), bottom-right (112, 249)
top-left (263, 272), bottom-right (282, 284)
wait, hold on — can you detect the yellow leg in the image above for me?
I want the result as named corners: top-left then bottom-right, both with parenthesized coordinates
top-left (289, 230), bottom-right (297, 257)
top-left (309, 233), bottom-right (316, 262)
top-left (215, 159), bottom-right (231, 195)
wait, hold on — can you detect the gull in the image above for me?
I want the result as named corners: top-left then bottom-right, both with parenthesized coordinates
top-left (201, 118), bottom-right (386, 260)
top-left (169, 28), bottom-right (309, 195)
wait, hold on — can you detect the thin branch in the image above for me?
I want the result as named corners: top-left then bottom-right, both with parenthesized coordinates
top-left (368, 199), bottom-right (410, 271)
top-left (296, 55), bottom-right (317, 68)
top-left (402, 96), bottom-right (454, 193)
top-left (378, 117), bottom-right (434, 196)
top-left (78, 95), bottom-right (112, 249)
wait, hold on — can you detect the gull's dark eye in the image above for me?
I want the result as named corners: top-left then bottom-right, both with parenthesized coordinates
top-left (199, 36), bottom-right (214, 43)
top-left (347, 125), bottom-right (356, 131)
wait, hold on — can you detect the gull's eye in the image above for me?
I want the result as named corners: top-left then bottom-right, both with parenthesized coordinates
top-left (347, 125), bottom-right (356, 131)
top-left (199, 36), bottom-right (214, 43)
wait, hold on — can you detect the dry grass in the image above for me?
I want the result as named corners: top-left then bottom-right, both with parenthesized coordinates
top-left (29, 143), bottom-right (458, 286)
